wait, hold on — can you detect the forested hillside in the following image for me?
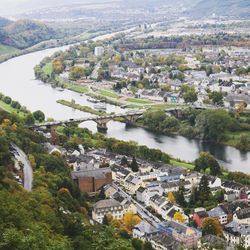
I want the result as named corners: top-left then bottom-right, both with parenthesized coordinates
top-left (0, 110), bottom-right (133, 250)
top-left (0, 19), bottom-right (58, 50)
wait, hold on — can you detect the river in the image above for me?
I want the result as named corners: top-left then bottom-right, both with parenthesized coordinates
top-left (0, 41), bottom-right (249, 173)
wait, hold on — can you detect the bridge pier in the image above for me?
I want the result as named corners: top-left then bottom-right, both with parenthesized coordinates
top-left (96, 118), bottom-right (110, 133)
top-left (125, 115), bottom-right (141, 126)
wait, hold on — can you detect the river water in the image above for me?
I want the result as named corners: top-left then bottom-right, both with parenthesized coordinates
top-left (0, 43), bottom-right (249, 173)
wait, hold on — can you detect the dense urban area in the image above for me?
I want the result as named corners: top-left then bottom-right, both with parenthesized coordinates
top-left (0, 0), bottom-right (250, 249)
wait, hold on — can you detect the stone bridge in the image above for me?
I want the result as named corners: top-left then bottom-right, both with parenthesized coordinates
top-left (28, 111), bottom-right (144, 132)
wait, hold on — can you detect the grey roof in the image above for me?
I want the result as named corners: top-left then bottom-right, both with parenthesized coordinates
top-left (224, 221), bottom-right (250, 236)
top-left (150, 234), bottom-right (182, 249)
top-left (137, 187), bottom-right (146, 193)
top-left (236, 207), bottom-right (250, 220)
top-left (134, 221), bottom-right (158, 235)
top-left (94, 199), bottom-right (121, 210)
top-left (71, 167), bottom-right (111, 179)
top-left (208, 206), bottom-right (227, 218)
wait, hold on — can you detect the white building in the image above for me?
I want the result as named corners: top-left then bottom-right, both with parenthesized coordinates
top-left (224, 221), bottom-right (250, 248)
top-left (233, 208), bottom-right (250, 225)
top-left (94, 46), bottom-right (105, 57)
top-left (92, 199), bottom-right (124, 223)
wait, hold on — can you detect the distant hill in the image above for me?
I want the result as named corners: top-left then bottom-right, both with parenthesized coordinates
top-left (0, 19), bottom-right (58, 50)
top-left (189, 0), bottom-right (250, 18)
top-left (0, 17), bottom-right (11, 28)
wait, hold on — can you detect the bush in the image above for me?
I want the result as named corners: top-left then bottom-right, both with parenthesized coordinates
top-left (3, 96), bottom-right (12, 104)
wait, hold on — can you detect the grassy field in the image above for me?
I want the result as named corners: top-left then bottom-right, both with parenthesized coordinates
top-left (64, 83), bottom-right (89, 94)
top-left (0, 100), bottom-right (26, 118)
top-left (126, 98), bottom-right (153, 104)
top-left (170, 159), bottom-right (195, 170)
top-left (0, 44), bottom-right (20, 56)
top-left (224, 131), bottom-right (250, 147)
top-left (99, 89), bottom-right (120, 99)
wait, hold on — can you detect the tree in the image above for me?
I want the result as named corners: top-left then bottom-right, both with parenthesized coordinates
top-left (121, 156), bottom-right (128, 166)
top-left (103, 214), bottom-right (112, 225)
top-left (183, 89), bottom-right (198, 104)
top-left (144, 241), bottom-right (154, 250)
top-left (209, 91), bottom-right (224, 106)
top-left (202, 217), bottom-right (223, 237)
top-left (173, 211), bottom-right (186, 223)
top-left (98, 187), bottom-right (106, 200)
top-left (130, 157), bottom-right (139, 172)
top-left (132, 238), bottom-right (143, 250)
top-left (25, 113), bottom-right (35, 125)
top-left (167, 192), bottom-right (176, 203)
top-left (52, 58), bottom-right (65, 74)
top-left (175, 187), bottom-right (186, 207)
top-left (33, 110), bottom-right (45, 122)
top-left (198, 175), bottom-right (211, 204)
top-left (69, 66), bottom-right (85, 80)
top-left (236, 134), bottom-right (249, 152)
top-left (123, 212), bottom-right (141, 231)
top-left (194, 152), bottom-right (221, 176)
top-left (195, 110), bottom-right (233, 142)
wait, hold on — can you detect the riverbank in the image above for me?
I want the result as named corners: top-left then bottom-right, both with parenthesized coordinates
top-left (57, 99), bottom-right (106, 116)
top-left (0, 31), bottom-right (103, 64)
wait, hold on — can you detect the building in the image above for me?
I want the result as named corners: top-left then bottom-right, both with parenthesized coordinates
top-left (94, 46), bottom-right (104, 57)
top-left (158, 221), bottom-right (202, 248)
top-left (224, 221), bottom-right (250, 248)
top-left (149, 234), bottom-right (183, 250)
top-left (198, 235), bottom-right (231, 250)
top-left (92, 199), bottom-right (124, 223)
top-left (208, 206), bottom-right (228, 225)
top-left (224, 191), bottom-right (237, 202)
top-left (71, 167), bottom-right (112, 193)
top-left (193, 210), bottom-right (209, 227)
top-left (233, 208), bottom-right (250, 225)
top-left (133, 220), bottom-right (158, 241)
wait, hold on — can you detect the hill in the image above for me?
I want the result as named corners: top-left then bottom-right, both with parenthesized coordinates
top-left (0, 19), bottom-right (58, 50)
top-left (0, 17), bottom-right (11, 28)
top-left (189, 0), bottom-right (250, 18)
top-left (0, 109), bottom-right (134, 249)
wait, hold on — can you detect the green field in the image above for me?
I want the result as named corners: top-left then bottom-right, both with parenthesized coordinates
top-left (0, 44), bottom-right (20, 56)
top-left (170, 159), bottom-right (195, 170)
top-left (126, 98), bottom-right (153, 104)
top-left (64, 83), bottom-right (89, 93)
top-left (0, 100), bottom-right (26, 118)
top-left (99, 89), bottom-right (120, 99)
top-left (224, 131), bottom-right (250, 147)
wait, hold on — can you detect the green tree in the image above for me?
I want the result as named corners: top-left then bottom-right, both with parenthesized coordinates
top-left (236, 134), bottom-right (249, 152)
top-left (175, 187), bottom-right (186, 207)
top-left (209, 91), bottom-right (224, 106)
top-left (144, 241), bottom-right (154, 250)
top-left (25, 113), bottom-right (35, 125)
top-left (33, 110), bottom-right (45, 122)
top-left (183, 89), bottom-right (198, 104)
top-left (194, 152), bottom-right (221, 176)
top-left (130, 156), bottom-right (139, 172)
top-left (195, 110), bottom-right (233, 142)
top-left (132, 238), bottom-right (143, 250)
top-left (198, 175), bottom-right (211, 204)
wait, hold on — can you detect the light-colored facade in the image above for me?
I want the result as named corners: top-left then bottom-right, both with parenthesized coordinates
top-left (92, 199), bottom-right (124, 223)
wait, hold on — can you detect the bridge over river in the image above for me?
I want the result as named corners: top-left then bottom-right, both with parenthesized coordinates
top-left (28, 105), bottom-right (213, 132)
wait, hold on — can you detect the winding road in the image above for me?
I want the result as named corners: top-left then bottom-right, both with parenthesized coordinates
top-left (11, 144), bottom-right (33, 191)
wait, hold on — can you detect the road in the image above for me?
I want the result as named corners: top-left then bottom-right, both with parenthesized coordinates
top-left (11, 144), bottom-right (33, 191)
top-left (91, 61), bottom-right (101, 79)
top-left (112, 183), bottom-right (161, 228)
